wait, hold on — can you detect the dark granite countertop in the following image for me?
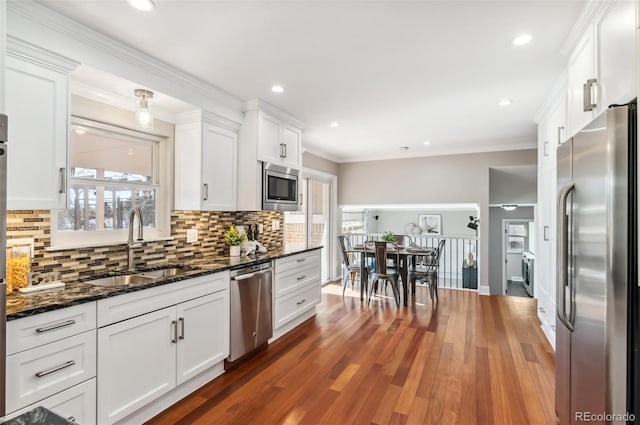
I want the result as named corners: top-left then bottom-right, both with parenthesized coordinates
top-left (6, 246), bottom-right (322, 321)
top-left (1, 406), bottom-right (75, 425)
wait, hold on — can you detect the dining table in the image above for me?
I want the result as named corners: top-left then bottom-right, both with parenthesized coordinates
top-left (347, 244), bottom-right (433, 307)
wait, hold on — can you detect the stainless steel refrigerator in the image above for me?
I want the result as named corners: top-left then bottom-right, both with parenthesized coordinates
top-left (0, 113), bottom-right (7, 417)
top-left (556, 101), bottom-right (637, 424)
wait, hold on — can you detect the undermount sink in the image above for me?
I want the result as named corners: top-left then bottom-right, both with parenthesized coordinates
top-left (85, 274), bottom-right (155, 287)
top-left (139, 268), bottom-right (188, 278)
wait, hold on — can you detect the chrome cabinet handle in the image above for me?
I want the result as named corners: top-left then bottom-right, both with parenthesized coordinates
top-left (282, 143), bottom-right (287, 158)
top-left (67, 416), bottom-right (77, 423)
top-left (36, 319), bottom-right (76, 334)
top-left (179, 317), bottom-right (185, 340)
top-left (543, 141), bottom-right (549, 157)
top-left (296, 299), bottom-right (306, 305)
top-left (279, 143), bottom-right (285, 159)
top-left (539, 307), bottom-right (546, 314)
top-left (583, 78), bottom-right (597, 112)
top-left (557, 126), bottom-right (565, 144)
top-left (296, 258), bottom-right (306, 263)
top-left (59, 167), bottom-right (66, 194)
top-left (203, 183), bottom-right (209, 201)
top-left (557, 181), bottom-right (575, 331)
top-left (35, 360), bottom-right (75, 378)
top-left (171, 320), bottom-right (178, 343)
top-left (543, 226), bottom-right (549, 241)
top-left (296, 275), bottom-right (306, 281)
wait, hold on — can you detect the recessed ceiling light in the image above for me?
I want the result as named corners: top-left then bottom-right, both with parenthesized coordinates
top-left (271, 85), bottom-right (284, 93)
top-left (399, 146), bottom-right (409, 151)
top-left (126, 0), bottom-right (155, 12)
top-left (423, 141), bottom-right (431, 146)
top-left (512, 34), bottom-right (532, 46)
top-left (499, 99), bottom-right (512, 107)
top-left (330, 122), bottom-right (340, 128)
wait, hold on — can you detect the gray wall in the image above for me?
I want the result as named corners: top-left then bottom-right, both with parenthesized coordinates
top-left (303, 152), bottom-right (339, 176)
top-left (337, 149), bottom-right (537, 289)
top-left (488, 206), bottom-right (534, 295)
top-left (489, 165), bottom-right (537, 204)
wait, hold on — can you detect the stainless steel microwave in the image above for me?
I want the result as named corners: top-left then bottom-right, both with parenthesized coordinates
top-left (263, 163), bottom-right (300, 211)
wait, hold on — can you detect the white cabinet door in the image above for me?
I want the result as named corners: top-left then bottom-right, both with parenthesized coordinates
top-left (597, 0), bottom-right (637, 109)
top-left (281, 124), bottom-right (302, 169)
top-left (97, 307), bottom-right (176, 425)
top-left (176, 290), bottom-right (229, 385)
top-left (202, 123), bottom-right (237, 211)
top-left (258, 112), bottom-right (282, 164)
top-left (567, 29), bottom-right (596, 137)
top-left (174, 121), bottom-right (202, 211)
top-left (8, 379), bottom-right (96, 425)
top-left (6, 57), bottom-right (68, 209)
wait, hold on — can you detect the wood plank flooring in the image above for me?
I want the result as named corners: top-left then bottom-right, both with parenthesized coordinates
top-left (147, 283), bottom-right (555, 425)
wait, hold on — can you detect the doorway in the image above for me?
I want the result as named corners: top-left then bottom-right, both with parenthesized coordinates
top-left (283, 175), bottom-right (334, 283)
top-left (502, 219), bottom-right (534, 298)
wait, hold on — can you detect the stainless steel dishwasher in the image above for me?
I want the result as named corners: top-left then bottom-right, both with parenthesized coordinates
top-left (228, 260), bottom-right (273, 362)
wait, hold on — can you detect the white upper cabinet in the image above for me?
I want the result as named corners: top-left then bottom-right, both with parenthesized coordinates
top-left (237, 99), bottom-right (304, 211)
top-left (175, 111), bottom-right (239, 211)
top-left (567, 29), bottom-right (596, 137)
top-left (5, 39), bottom-right (78, 210)
top-left (597, 0), bottom-right (637, 109)
top-left (255, 110), bottom-right (303, 170)
top-left (567, 0), bottom-right (637, 137)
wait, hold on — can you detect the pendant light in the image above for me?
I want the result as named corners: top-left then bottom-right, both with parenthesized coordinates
top-left (134, 89), bottom-right (154, 131)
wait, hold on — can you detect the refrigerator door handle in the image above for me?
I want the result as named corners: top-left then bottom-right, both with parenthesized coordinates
top-left (557, 181), bottom-right (575, 331)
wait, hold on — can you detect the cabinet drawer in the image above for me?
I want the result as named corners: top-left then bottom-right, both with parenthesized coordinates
top-left (275, 263), bottom-right (321, 299)
top-left (7, 330), bottom-right (97, 413)
top-left (275, 250), bottom-right (320, 275)
top-left (7, 302), bottom-right (97, 355)
top-left (97, 271), bottom-right (229, 327)
top-left (274, 281), bottom-right (321, 330)
top-left (7, 378), bottom-right (96, 424)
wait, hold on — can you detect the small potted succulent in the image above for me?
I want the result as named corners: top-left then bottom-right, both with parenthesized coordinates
top-left (381, 230), bottom-right (396, 243)
top-left (224, 225), bottom-right (246, 257)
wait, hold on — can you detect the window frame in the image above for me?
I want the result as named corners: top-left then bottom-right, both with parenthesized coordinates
top-left (51, 116), bottom-right (171, 248)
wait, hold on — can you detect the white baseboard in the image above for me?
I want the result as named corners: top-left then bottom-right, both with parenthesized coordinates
top-left (478, 285), bottom-right (490, 295)
top-left (269, 308), bottom-right (317, 343)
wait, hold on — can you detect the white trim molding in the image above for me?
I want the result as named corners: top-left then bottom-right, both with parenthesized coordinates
top-left (6, 35), bottom-right (79, 74)
top-left (175, 110), bottom-right (242, 132)
top-left (478, 285), bottom-right (490, 296)
top-left (244, 99), bottom-right (304, 129)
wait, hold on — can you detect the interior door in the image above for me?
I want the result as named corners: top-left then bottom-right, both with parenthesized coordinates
top-left (308, 179), bottom-right (332, 282)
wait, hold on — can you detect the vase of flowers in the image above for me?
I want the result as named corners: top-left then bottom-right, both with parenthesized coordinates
top-left (381, 231), bottom-right (396, 243)
top-left (224, 225), bottom-right (246, 257)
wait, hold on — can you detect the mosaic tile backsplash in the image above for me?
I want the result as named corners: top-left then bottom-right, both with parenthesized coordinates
top-left (6, 210), bottom-right (283, 284)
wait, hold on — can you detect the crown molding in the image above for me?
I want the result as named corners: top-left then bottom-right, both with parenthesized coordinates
top-left (175, 109), bottom-right (243, 132)
top-left (560, 0), bottom-right (612, 56)
top-left (7, 0), bottom-right (244, 111)
top-left (7, 35), bottom-right (79, 73)
top-left (302, 146), bottom-right (341, 164)
top-left (533, 68), bottom-right (568, 124)
top-left (244, 99), bottom-right (305, 129)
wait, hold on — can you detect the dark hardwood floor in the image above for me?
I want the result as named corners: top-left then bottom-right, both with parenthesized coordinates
top-left (147, 282), bottom-right (555, 425)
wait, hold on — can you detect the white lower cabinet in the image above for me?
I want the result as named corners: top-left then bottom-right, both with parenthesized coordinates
top-left (176, 292), bottom-right (230, 385)
top-left (6, 330), bottom-right (96, 413)
top-left (8, 379), bottom-right (96, 425)
top-left (272, 250), bottom-right (322, 340)
top-left (97, 307), bottom-right (177, 425)
top-left (97, 277), bottom-right (230, 425)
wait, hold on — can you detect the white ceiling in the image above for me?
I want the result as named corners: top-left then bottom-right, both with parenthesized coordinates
top-left (39, 0), bottom-right (584, 163)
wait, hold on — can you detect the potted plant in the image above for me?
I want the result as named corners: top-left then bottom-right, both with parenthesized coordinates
top-left (224, 225), bottom-right (246, 257)
top-left (381, 231), bottom-right (396, 243)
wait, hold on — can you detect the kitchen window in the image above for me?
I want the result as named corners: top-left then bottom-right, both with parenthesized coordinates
top-left (52, 117), bottom-right (169, 247)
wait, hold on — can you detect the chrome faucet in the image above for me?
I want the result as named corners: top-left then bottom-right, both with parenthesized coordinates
top-left (127, 207), bottom-right (144, 271)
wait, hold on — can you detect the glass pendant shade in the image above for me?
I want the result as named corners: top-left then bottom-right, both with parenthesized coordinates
top-left (134, 89), bottom-right (154, 131)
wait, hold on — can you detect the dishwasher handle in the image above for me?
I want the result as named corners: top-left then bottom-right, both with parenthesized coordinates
top-left (231, 268), bottom-right (272, 281)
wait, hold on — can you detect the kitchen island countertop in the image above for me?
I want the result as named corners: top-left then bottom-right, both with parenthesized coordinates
top-left (6, 246), bottom-right (322, 320)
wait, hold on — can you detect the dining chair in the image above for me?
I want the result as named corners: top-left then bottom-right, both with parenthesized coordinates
top-left (337, 236), bottom-right (369, 296)
top-left (408, 239), bottom-right (445, 304)
top-left (365, 240), bottom-right (401, 307)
